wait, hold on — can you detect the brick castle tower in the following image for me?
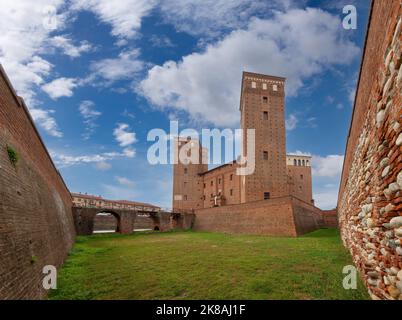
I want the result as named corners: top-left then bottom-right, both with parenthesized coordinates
top-left (172, 71), bottom-right (313, 212)
top-left (239, 72), bottom-right (288, 202)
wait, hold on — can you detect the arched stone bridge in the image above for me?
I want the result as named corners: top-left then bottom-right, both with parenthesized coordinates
top-left (72, 206), bottom-right (195, 235)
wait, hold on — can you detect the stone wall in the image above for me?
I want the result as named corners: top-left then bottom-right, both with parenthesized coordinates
top-left (338, 0), bottom-right (402, 300)
top-left (0, 65), bottom-right (75, 299)
top-left (193, 196), bottom-right (324, 236)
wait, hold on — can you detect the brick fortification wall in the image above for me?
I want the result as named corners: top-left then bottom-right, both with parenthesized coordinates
top-left (321, 209), bottom-right (338, 228)
top-left (0, 65), bottom-right (75, 299)
top-left (338, 0), bottom-right (402, 300)
top-left (193, 196), bottom-right (324, 237)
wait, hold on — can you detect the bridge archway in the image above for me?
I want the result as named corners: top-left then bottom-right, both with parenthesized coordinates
top-left (93, 211), bottom-right (121, 234)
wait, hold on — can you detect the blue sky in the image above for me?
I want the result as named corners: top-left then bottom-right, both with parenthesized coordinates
top-left (0, 0), bottom-right (371, 209)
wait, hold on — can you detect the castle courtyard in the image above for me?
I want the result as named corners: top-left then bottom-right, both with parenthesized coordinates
top-left (50, 229), bottom-right (369, 300)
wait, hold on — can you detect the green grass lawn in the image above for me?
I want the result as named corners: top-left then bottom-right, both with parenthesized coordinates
top-left (49, 229), bottom-right (369, 300)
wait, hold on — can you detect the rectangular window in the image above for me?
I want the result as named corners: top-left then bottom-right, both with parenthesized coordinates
top-left (211, 180), bottom-right (213, 186)
top-left (263, 111), bottom-right (268, 120)
top-left (218, 178), bottom-right (221, 184)
top-left (203, 183), bottom-right (206, 188)
top-left (273, 84), bottom-right (278, 91)
top-left (184, 168), bottom-right (188, 174)
top-left (230, 189), bottom-right (233, 196)
top-left (230, 174), bottom-right (233, 181)
top-left (262, 96), bottom-right (268, 103)
top-left (263, 151), bottom-right (268, 160)
top-left (262, 83), bottom-right (267, 90)
top-left (251, 81), bottom-right (257, 88)
top-left (264, 192), bottom-right (270, 200)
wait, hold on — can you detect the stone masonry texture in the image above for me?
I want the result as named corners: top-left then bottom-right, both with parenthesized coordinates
top-left (0, 65), bottom-right (76, 299)
top-left (338, 0), bottom-right (402, 300)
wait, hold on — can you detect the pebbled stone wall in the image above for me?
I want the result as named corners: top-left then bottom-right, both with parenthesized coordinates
top-left (338, 0), bottom-right (402, 300)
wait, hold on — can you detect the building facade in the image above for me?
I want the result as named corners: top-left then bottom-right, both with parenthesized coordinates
top-left (172, 71), bottom-right (313, 212)
top-left (71, 192), bottom-right (161, 212)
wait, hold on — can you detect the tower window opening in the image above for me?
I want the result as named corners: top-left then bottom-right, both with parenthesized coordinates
top-left (264, 192), bottom-right (270, 200)
top-left (251, 81), bottom-right (257, 88)
top-left (263, 111), bottom-right (268, 120)
top-left (263, 151), bottom-right (268, 160)
top-left (262, 96), bottom-right (268, 103)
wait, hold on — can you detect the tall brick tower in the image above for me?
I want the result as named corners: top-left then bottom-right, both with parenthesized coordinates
top-left (239, 71), bottom-right (288, 202)
top-left (172, 137), bottom-right (208, 212)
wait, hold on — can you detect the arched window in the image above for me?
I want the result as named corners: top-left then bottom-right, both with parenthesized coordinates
top-left (302, 160), bottom-right (305, 166)
top-left (298, 160), bottom-right (301, 166)
top-left (294, 159), bottom-right (297, 166)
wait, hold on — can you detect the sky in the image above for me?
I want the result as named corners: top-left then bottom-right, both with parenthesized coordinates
top-left (0, 0), bottom-right (371, 209)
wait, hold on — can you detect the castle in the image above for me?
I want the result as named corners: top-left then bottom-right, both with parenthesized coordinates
top-left (172, 71), bottom-right (313, 212)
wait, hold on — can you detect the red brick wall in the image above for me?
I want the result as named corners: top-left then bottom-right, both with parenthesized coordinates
top-left (0, 66), bottom-right (75, 299)
top-left (338, 0), bottom-right (402, 300)
top-left (194, 197), bottom-right (297, 236)
top-left (321, 209), bottom-right (338, 228)
top-left (193, 196), bottom-right (324, 237)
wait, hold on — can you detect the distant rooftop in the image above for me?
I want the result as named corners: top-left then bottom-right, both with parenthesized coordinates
top-left (71, 192), bottom-right (160, 208)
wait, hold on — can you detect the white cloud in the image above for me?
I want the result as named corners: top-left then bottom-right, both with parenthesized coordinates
top-left (71, 0), bottom-right (157, 39)
top-left (113, 123), bottom-right (137, 147)
top-left (149, 34), bottom-right (175, 48)
top-left (286, 114), bottom-right (298, 131)
top-left (89, 49), bottom-right (144, 83)
top-left (348, 87), bottom-right (356, 104)
top-left (30, 108), bottom-right (63, 138)
top-left (159, 0), bottom-right (298, 38)
top-left (314, 188), bottom-right (338, 210)
top-left (95, 161), bottom-right (111, 171)
top-left (51, 150), bottom-right (131, 168)
top-left (48, 35), bottom-right (92, 58)
top-left (122, 147), bottom-right (136, 158)
top-left (0, 1), bottom-right (67, 136)
top-left (79, 100), bottom-right (102, 140)
top-left (138, 8), bottom-right (360, 127)
top-left (42, 77), bottom-right (78, 99)
top-left (312, 155), bottom-right (344, 178)
top-left (116, 176), bottom-right (135, 187)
